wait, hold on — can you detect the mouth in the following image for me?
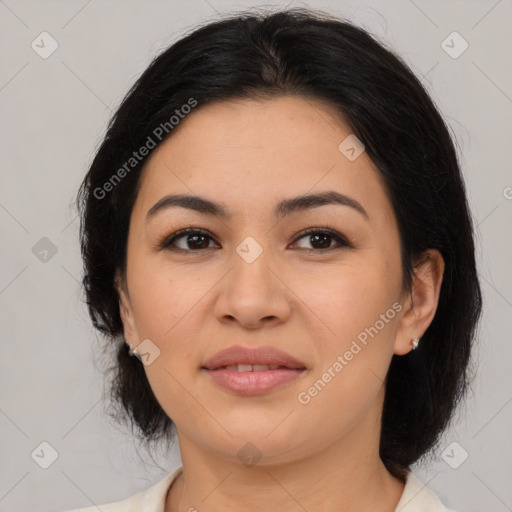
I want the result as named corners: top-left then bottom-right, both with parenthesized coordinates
top-left (202, 345), bottom-right (306, 371)
top-left (207, 363), bottom-right (303, 372)
top-left (201, 345), bottom-right (307, 395)
top-left (202, 363), bottom-right (307, 395)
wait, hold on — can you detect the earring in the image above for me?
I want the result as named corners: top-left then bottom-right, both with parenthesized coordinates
top-left (126, 340), bottom-right (139, 357)
top-left (411, 338), bottom-right (419, 350)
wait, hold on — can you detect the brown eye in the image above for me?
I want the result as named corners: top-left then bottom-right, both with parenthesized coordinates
top-left (160, 228), bottom-right (219, 252)
top-left (293, 227), bottom-right (352, 252)
top-left (159, 226), bottom-right (352, 254)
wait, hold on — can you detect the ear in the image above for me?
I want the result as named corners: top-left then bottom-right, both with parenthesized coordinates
top-left (394, 249), bottom-right (445, 355)
top-left (114, 271), bottom-right (139, 346)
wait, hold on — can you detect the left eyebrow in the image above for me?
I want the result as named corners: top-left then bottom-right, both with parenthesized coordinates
top-left (275, 191), bottom-right (368, 220)
top-left (146, 190), bottom-right (368, 222)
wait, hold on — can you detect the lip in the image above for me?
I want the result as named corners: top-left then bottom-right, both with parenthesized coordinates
top-left (201, 345), bottom-right (306, 371)
top-left (204, 367), bottom-right (306, 395)
top-left (201, 345), bottom-right (307, 396)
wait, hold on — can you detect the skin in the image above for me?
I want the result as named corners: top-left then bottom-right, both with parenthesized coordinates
top-left (116, 96), bottom-right (444, 512)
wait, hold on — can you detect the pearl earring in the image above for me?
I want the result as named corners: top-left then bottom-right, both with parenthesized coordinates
top-left (411, 338), bottom-right (419, 350)
top-left (126, 340), bottom-right (139, 357)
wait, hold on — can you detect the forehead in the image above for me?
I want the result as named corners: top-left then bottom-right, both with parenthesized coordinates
top-left (153, 95), bottom-right (353, 168)
top-left (133, 96), bottom-right (391, 222)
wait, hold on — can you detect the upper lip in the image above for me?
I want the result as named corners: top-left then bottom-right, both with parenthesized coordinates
top-left (202, 345), bottom-right (306, 370)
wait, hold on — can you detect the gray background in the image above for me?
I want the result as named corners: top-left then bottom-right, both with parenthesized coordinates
top-left (0, 0), bottom-right (511, 511)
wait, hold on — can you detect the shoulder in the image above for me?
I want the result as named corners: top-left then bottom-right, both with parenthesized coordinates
top-left (61, 467), bottom-right (183, 512)
top-left (395, 471), bottom-right (459, 512)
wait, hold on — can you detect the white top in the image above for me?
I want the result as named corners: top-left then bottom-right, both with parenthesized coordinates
top-left (63, 466), bottom-right (457, 512)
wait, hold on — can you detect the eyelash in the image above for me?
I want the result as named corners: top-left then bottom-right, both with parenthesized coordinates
top-left (157, 226), bottom-right (353, 254)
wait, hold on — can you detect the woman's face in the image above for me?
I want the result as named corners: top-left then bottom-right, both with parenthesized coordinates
top-left (117, 96), bottom-right (419, 464)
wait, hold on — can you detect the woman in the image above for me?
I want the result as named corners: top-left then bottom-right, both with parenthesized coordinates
top-left (68, 7), bottom-right (481, 512)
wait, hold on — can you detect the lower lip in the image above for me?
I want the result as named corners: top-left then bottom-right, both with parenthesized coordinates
top-left (203, 368), bottom-right (306, 395)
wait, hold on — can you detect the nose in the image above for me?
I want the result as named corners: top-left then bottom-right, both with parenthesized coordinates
top-left (214, 242), bottom-right (292, 329)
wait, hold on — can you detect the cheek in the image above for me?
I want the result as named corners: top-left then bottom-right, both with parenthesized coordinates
top-left (294, 273), bottom-right (398, 437)
top-left (127, 256), bottom-right (207, 340)
top-left (301, 255), bottom-right (401, 392)
top-left (305, 255), bottom-right (400, 337)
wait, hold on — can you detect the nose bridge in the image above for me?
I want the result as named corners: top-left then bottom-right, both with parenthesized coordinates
top-left (227, 209), bottom-right (286, 287)
top-left (230, 234), bottom-right (275, 298)
top-left (214, 233), bottom-right (291, 326)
